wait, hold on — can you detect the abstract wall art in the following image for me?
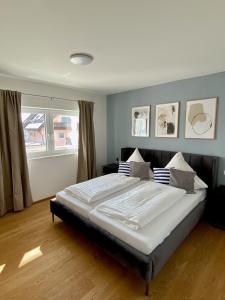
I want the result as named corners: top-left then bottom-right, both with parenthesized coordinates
top-left (132, 106), bottom-right (150, 137)
top-left (185, 98), bottom-right (217, 139)
top-left (155, 102), bottom-right (179, 138)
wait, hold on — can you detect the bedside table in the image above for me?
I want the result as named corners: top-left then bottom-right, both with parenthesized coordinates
top-left (206, 185), bottom-right (225, 229)
top-left (102, 163), bottom-right (119, 175)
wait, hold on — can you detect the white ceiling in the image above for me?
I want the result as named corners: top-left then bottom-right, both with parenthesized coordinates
top-left (1, 0), bottom-right (225, 94)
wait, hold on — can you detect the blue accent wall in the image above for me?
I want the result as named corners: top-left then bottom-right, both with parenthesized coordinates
top-left (107, 72), bottom-right (225, 185)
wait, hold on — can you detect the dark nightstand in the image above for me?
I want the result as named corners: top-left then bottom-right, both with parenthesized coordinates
top-left (206, 185), bottom-right (225, 230)
top-left (102, 163), bottom-right (119, 175)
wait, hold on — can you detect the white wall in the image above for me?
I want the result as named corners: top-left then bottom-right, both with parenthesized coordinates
top-left (0, 75), bottom-right (107, 201)
top-left (28, 154), bottom-right (78, 201)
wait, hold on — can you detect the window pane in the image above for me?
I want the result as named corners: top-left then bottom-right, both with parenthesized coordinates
top-left (22, 112), bottom-right (47, 153)
top-left (53, 114), bottom-right (78, 150)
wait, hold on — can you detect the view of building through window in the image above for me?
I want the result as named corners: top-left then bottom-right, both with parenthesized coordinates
top-left (21, 108), bottom-right (78, 157)
top-left (22, 112), bottom-right (47, 153)
top-left (53, 113), bottom-right (78, 150)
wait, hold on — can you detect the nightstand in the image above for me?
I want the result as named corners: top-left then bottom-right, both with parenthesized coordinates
top-left (206, 185), bottom-right (225, 229)
top-left (102, 163), bottom-right (119, 175)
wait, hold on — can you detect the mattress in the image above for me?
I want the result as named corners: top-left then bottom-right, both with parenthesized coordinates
top-left (89, 189), bottom-right (206, 255)
top-left (55, 181), bottom-right (144, 218)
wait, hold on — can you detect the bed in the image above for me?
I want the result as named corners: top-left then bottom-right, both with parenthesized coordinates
top-left (50, 148), bottom-right (218, 295)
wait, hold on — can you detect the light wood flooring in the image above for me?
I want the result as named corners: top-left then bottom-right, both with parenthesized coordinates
top-left (0, 200), bottom-right (225, 300)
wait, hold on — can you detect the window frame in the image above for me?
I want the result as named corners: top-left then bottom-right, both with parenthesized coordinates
top-left (22, 106), bottom-right (78, 159)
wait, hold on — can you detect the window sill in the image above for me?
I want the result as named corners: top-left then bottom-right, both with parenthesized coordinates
top-left (27, 152), bottom-right (78, 161)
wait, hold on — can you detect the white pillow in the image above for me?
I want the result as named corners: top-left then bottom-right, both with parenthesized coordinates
top-left (127, 148), bottom-right (154, 179)
top-left (165, 152), bottom-right (208, 190)
top-left (127, 148), bottom-right (144, 163)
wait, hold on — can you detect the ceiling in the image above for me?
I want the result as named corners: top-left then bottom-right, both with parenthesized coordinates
top-left (1, 0), bottom-right (225, 95)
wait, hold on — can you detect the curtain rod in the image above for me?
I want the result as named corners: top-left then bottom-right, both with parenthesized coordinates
top-left (21, 92), bottom-right (77, 103)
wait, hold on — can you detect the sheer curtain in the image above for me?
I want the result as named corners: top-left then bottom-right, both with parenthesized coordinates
top-left (0, 90), bottom-right (32, 216)
top-left (77, 100), bottom-right (97, 183)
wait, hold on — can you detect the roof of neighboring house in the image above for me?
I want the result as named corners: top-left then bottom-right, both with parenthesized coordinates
top-left (54, 122), bottom-right (71, 130)
top-left (26, 122), bottom-right (43, 130)
top-left (23, 113), bottom-right (45, 129)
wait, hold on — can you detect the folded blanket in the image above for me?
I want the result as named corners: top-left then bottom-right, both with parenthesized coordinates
top-left (65, 173), bottom-right (140, 203)
top-left (96, 181), bottom-right (186, 230)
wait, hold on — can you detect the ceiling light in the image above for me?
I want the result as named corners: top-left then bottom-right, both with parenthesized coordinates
top-left (70, 53), bottom-right (94, 65)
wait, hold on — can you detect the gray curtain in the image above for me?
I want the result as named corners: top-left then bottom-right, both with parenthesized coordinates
top-left (77, 100), bottom-right (97, 183)
top-left (0, 90), bottom-right (33, 216)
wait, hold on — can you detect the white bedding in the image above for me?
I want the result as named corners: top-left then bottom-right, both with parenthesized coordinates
top-left (56, 181), bottom-right (144, 218)
top-left (64, 173), bottom-right (140, 203)
top-left (89, 189), bottom-right (206, 255)
top-left (96, 182), bottom-right (186, 230)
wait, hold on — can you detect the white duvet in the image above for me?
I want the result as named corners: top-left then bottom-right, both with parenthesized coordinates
top-left (64, 173), bottom-right (140, 204)
top-left (96, 181), bottom-right (186, 230)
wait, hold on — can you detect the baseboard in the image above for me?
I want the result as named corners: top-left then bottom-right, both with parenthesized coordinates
top-left (34, 195), bottom-right (56, 203)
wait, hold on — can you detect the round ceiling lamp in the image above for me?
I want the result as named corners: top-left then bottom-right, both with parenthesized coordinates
top-left (70, 53), bottom-right (94, 65)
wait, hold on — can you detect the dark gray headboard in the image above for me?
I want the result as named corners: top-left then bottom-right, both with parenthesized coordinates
top-left (121, 147), bottom-right (219, 192)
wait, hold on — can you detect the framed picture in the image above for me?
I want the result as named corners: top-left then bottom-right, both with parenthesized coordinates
top-left (155, 102), bottom-right (179, 138)
top-left (185, 98), bottom-right (217, 139)
top-left (132, 106), bottom-right (150, 137)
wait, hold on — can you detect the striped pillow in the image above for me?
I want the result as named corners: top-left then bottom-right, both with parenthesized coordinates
top-left (153, 168), bottom-right (170, 184)
top-left (118, 161), bottom-right (130, 176)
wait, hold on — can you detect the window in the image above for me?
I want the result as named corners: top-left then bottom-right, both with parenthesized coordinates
top-left (21, 111), bottom-right (47, 154)
top-left (53, 113), bottom-right (78, 150)
top-left (58, 132), bottom-right (65, 139)
top-left (21, 107), bottom-right (78, 158)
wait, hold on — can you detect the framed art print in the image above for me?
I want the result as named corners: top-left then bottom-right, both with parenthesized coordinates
top-left (185, 98), bottom-right (217, 139)
top-left (132, 106), bottom-right (150, 137)
top-left (155, 102), bottom-right (179, 138)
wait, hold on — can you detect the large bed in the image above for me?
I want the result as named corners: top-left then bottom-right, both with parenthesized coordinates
top-left (50, 148), bottom-right (218, 295)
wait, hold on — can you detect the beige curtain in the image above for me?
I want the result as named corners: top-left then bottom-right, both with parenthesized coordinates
top-left (77, 100), bottom-right (97, 182)
top-left (0, 90), bottom-right (33, 216)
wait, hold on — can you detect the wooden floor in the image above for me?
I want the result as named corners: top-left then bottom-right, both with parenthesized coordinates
top-left (0, 201), bottom-right (225, 300)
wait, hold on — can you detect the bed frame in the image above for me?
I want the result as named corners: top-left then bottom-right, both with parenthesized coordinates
top-left (50, 148), bottom-right (218, 295)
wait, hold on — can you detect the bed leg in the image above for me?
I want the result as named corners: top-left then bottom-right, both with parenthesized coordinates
top-left (52, 213), bottom-right (55, 223)
top-left (145, 282), bottom-right (149, 296)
